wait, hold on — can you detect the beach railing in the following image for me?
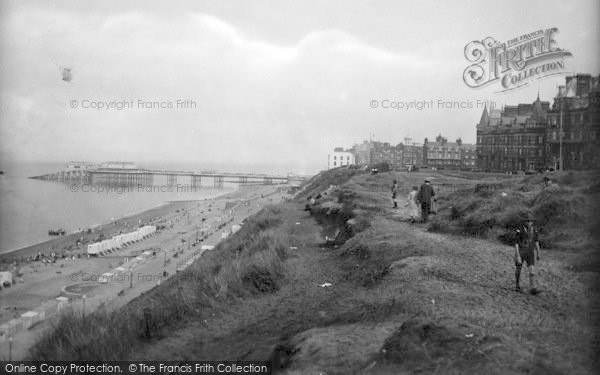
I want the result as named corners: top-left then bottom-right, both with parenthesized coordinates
top-left (0, 297), bottom-right (73, 342)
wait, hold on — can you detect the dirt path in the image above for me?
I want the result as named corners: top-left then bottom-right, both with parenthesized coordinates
top-left (131, 201), bottom-right (354, 361)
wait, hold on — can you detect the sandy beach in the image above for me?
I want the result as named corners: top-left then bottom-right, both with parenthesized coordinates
top-left (0, 187), bottom-right (239, 264)
top-left (0, 183), bottom-right (288, 359)
top-left (0, 184), bottom-right (284, 322)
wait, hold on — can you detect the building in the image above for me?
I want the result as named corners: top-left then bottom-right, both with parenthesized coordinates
top-left (476, 73), bottom-right (600, 172)
top-left (98, 162), bottom-right (139, 170)
top-left (461, 143), bottom-right (477, 169)
top-left (65, 162), bottom-right (97, 171)
top-left (545, 74), bottom-right (600, 170)
top-left (424, 135), bottom-right (475, 170)
top-left (331, 147), bottom-right (355, 168)
top-left (351, 141), bottom-right (372, 166)
top-left (400, 137), bottom-right (423, 168)
top-left (476, 96), bottom-right (549, 172)
top-left (369, 141), bottom-right (403, 170)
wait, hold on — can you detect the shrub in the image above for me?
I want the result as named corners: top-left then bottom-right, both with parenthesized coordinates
top-left (371, 162), bottom-right (391, 173)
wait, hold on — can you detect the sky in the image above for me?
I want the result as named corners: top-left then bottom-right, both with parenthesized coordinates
top-left (0, 0), bottom-right (598, 174)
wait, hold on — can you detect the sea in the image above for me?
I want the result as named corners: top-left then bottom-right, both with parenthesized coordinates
top-left (0, 161), bottom-right (241, 255)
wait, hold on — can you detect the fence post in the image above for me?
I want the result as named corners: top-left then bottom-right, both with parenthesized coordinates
top-left (143, 307), bottom-right (151, 338)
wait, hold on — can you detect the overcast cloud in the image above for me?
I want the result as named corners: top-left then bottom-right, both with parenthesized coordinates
top-left (1, 0), bottom-right (598, 174)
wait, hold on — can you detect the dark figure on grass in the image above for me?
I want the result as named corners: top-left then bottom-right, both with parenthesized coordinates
top-left (391, 180), bottom-right (399, 208)
top-left (416, 178), bottom-right (435, 222)
top-left (514, 212), bottom-right (541, 294)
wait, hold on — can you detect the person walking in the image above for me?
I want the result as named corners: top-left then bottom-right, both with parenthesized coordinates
top-left (406, 186), bottom-right (420, 222)
top-left (391, 180), bottom-right (399, 208)
top-left (416, 178), bottom-right (435, 222)
top-left (514, 212), bottom-right (541, 294)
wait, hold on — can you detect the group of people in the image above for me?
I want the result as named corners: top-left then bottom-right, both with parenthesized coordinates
top-left (391, 178), bottom-right (436, 223)
top-left (389, 177), bottom-right (542, 295)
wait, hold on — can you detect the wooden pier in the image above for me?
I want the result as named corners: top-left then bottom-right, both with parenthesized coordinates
top-left (30, 167), bottom-right (301, 187)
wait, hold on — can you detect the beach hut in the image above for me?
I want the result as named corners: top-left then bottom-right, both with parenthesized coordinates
top-left (33, 307), bottom-right (46, 323)
top-left (56, 296), bottom-right (69, 311)
top-left (0, 271), bottom-right (13, 287)
top-left (147, 225), bottom-right (156, 236)
top-left (40, 300), bottom-right (59, 317)
top-left (87, 242), bottom-right (100, 255)
top-left (112, 235), bottom-right (120, 249)
top-left (201, 245), bottom-right (215, 251)
top-left (21, 311), bottom-right (38, 329)
top-left (106, 238), bottom-right (115, 252)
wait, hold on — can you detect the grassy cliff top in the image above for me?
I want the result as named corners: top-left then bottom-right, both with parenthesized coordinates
top-left (29, 168), bottom-right (600, 374)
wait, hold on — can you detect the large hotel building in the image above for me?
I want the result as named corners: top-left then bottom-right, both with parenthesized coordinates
top-left (476, 74), bottom-right (600, 172)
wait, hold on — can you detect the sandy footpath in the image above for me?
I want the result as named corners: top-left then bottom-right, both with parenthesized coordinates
top-left (0, 184), bottom-right (288, 360)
